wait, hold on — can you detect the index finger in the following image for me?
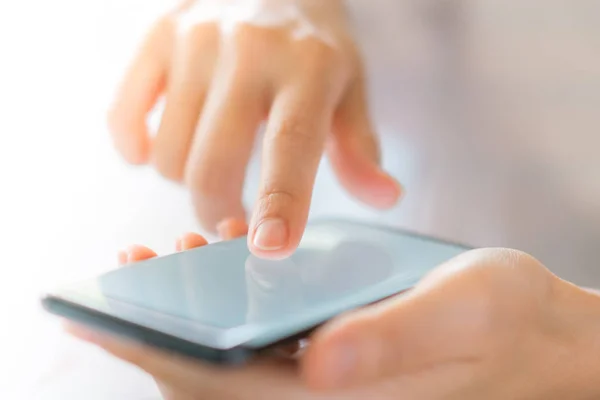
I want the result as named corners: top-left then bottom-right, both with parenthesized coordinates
top-left (248, 79), bottom-right (337, 259)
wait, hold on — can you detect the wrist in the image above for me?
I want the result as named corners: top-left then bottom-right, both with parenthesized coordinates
top-left (551, 278), bottom-right (600, 398)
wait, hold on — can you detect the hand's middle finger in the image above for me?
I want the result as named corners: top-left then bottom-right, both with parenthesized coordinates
top-left (153, 23), bottom-right (219, 181)
top-left (185, 46), bottom-right (265, 232)
top-left (248, 47), bottom-right (346, 259)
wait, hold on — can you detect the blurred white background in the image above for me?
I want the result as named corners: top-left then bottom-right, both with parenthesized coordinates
top-left (0, 1), bottom-right (194, 398)
top-left (0, 0), bottom-right (599, 398)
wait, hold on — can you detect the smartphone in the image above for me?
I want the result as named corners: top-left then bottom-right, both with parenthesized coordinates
top-left (42, 219), bottom-right (470, 365)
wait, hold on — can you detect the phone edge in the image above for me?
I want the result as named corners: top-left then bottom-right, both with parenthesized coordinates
top-left (41, 295), bottom-right (254, 365)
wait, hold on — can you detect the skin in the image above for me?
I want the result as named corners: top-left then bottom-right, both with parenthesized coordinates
top-left (107, 0), bottom-right (402, 260)
top-left (99, 1), bottom-right (600, 397)
top-left (66, 219), bottom-right (600, 400)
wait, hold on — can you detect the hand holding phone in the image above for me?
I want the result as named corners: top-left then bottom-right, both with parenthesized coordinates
top-left (60, 233), bottom-right (596, 400)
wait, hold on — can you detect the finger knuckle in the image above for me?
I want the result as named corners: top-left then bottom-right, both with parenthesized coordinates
top-left (183, 22), bottom-right (219, 47)
top-left (231, 22), bottom-right (262, 42)
top-left (460, 248), bottom-right (553, 315)
top-left (149, 15), bottom-right (177, 43)
top-left (256, 189), bottom-right (297, 215)
top-left (271, 114), bottom-right (322, 155)
top-left (232, 22), bottom-right (276, 47)
top-left (276, 113), bottom-right (311, 140)
top-left (228, 23), bottom-right (275, 65)
top-left (302, 40), bottom-right (346, 77)
top-left (468, 248), bottom-right (548, 277)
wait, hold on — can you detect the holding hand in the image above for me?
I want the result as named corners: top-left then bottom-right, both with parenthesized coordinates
top-left (67, 231), bottom-right (600, 399)
top-left (108, 0), bottom-right (402, 259)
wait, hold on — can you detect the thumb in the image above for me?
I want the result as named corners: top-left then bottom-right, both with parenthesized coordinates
top-left (301, 281), bottom-right (481, 391)
top-left (301, 297), bottom-right (416, 391)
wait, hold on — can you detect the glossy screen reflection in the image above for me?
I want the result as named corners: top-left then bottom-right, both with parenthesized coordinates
top-left (60, 221), bottom-right (468, 348)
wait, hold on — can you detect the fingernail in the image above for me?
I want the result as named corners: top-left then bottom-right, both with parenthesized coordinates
top-left (322, 340), bottom-right (358, 388)
top-left (252, 218), bottom-right (288, 251)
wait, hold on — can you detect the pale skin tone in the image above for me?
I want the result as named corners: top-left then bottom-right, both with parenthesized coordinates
top-left (100, 0), bottom-right (600, 398)
top-left (107, 0), bottom-right (402, 260)
top-left (66, 218), bottom-right (600, 400)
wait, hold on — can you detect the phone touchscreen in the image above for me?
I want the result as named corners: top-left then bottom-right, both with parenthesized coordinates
top-left (49, 220), bottom-right (468, 350)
